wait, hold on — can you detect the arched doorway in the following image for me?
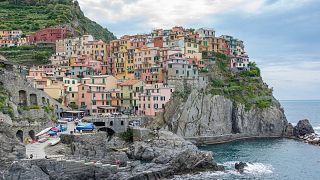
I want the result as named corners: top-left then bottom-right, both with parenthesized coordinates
top-left (42, 97), bottom-right (46, 105)
top-left (28, 130), bottom-right (35, 140)
top-left (16, 130), bottom-right (23, 143)
top-left (19, 90), bottom-right (27, 106)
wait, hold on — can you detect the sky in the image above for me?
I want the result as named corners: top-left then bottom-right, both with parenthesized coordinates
top-left (77, 0), bottom-right (320, 100)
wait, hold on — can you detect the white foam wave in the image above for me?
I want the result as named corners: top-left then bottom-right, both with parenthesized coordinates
top-left (173, 162), bottom-right (273, 179)
top-left (314, 126), bottom-right (320, 134)
top-left (244, 162), bottom-right (273, 174)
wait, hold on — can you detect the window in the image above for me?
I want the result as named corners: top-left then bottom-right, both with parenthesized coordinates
top-left (92, 109), bottom-right (96, 113)
top-left (69, 87), bottom-right (72, 91)
top-left (162, 104), bottom-right (165, 109)
top-left (110, 121), bottom-right (113, 126)
top-left (169, 64), bottom-right (172, 68)
top-left (121, 121), bottom-right (124, 126)
top-left (92, 79), bottom-right (94, 84)
top-left (72, 93), bottom-right (74, 98)
top-left (93, 101), bottom-right (96, 105)
top-left (82, 86), bottom-right (84, 90)
top-left (82, 93), bottom-right (84, 98)
top-left (72, 80), bottom-right (75, 84)
top-left (176, 70), bottom-right (179, 74)
top-left (148, 104), bottom-right (150, 108)
top-left (102, 78), bottom-right (105, 83)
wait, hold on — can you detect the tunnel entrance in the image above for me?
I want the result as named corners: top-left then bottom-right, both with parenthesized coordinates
top-left (98, 127), bottom-right (115, 141)
top-left (93, 121), bottom-right (106, 126)
top-left (16, 130), bottom-right (23, 143)
top-left (29, 130), bottom-right (35, 140)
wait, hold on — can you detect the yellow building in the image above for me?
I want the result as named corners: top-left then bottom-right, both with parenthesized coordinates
top-left (43, 80), bottom-right (64, 100)
top-left (119, 80), bottom-right (144, 113)
top-left (63, 77), bottom-right (80, 107)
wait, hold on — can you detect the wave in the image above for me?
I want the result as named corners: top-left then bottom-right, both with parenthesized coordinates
top-left (172, 162), bottom-right (273, 179)
top-left (314, 126), bottom-right (320, 134)
top-left (244, 162), bottom-right (273, 174)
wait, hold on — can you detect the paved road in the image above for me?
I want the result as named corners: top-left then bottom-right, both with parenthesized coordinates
top-left (26, 141), bottom-right (48, 159)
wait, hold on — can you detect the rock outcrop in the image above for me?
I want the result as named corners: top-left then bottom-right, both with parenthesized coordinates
top-left (293, 119), bottom-right (314, 136)
top-left (160, 90), bottom-right (288, 141)
top-left (3, 130), bottom-right (223, 179)
top-left (235, 162), bottom-right (248, 173)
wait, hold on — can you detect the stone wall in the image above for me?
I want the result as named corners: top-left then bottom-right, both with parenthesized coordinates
top-left (167, 75), bottom-right (208, 91)
top-left (0, 68), bottom-right (65, 116)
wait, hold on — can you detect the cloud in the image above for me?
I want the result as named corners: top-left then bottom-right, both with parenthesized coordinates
top-left (78, 0), bottom-right (310, 34)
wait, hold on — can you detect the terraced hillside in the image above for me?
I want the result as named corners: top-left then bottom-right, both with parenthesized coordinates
top-left (0, 0), bottom-right (116, 41)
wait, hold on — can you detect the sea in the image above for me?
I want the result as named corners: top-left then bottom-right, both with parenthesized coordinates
top-left (173, 100), bottom-right (320, 180)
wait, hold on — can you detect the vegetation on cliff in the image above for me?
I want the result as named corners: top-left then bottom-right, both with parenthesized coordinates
top-left (0, 44), bottom-right (54, 65)
top-left (0, 81), bottom-right (14, 118)
top-left (207, 53), bottom-right (274, 110)
top-left (0, 0), bottom-right (116, 41)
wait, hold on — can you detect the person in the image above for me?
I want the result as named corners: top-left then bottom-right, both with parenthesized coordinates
top-left (116, 160), bottom-right (120, 167)
top-left (29, 154), bottom-right (33, 159)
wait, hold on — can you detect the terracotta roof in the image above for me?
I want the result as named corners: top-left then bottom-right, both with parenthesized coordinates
top-left (120, 80), bottom-right (141, 86)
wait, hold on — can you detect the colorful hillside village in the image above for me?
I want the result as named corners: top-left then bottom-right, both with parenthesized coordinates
top-left (0, 26), bottom-right (250, 116)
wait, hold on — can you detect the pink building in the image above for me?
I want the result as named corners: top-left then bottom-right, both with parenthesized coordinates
top-left (230, 55), bottom-right (249, 70)
top-left (138, 83), bottom-right (175, 116)
top-left (77, 75), bottom-right (118, 115)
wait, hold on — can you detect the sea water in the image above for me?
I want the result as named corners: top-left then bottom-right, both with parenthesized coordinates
top-left (173, 100), bottom-right (320, 180)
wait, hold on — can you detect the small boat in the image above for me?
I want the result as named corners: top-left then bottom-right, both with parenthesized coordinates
top-left (35, 127), bottom-right (52, 137)
top-left (48, 138), bottom-right (60, 146)
top-left (38, 137), bottom-right (48, 143)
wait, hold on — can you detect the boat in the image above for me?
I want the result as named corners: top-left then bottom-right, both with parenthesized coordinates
top-left (48, 138), bottom-right (60, 146)
top-left (76, 123), bottom-right (95, 131)
top-left (38, 137), bottom-right (48, 143)
top-left (35, 127), bottom-right (52, 137)
top-left (48, 130), bottom-right (57, 136)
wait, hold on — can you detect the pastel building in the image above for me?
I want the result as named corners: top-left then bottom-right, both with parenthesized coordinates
top-left (138, 83), bottom-right (174, 116)
top-left (63, 77), bottom-right (79, 107)
top-left (230, 55), bottom-right (250, 70)
top-left (119, 80), bottom-right (144, 113)
top-left (77, 75), bottom-right (118, 115)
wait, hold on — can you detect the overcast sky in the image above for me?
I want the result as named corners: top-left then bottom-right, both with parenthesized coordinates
top-left (78, 0), bottom-right (320, 100)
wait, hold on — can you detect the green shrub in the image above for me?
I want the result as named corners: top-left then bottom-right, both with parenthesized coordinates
top-left (255, 99), bottom-right (272, 109)
top-left (119, 129), bottom-right (133, 142)
top-left (211, 79), bottom-right (224, 87)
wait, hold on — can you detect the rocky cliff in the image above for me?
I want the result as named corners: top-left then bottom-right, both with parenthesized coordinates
top-left (159, 90), bottom-right (288, 140)
top-left (151, 54), bottom-right (289, 142)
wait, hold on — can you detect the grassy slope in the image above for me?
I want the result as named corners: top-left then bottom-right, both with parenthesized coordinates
top-left (0, 44), bottom-right (55, 65)
top-left (0, 0), bottom-right (116, 41)
top-left (206, 53), bottom-right (274, 110)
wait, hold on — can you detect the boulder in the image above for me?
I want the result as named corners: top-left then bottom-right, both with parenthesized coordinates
top-left (235, 162), bottom-right (247, 173)
top-left (293, 119), bottom-right (314, 136)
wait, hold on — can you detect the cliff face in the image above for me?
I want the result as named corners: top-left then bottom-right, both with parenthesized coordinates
top-left (162, 90), bottom-right (288, 139)
top-left (0, 113), bottom-right (26, 173)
